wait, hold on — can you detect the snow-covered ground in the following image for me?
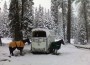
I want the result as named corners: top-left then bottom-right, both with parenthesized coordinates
top-left (0, 38), bottom-right (90, 65)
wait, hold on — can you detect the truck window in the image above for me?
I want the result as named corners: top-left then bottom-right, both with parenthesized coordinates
top-left (32, 31), bottom-right (46, 37)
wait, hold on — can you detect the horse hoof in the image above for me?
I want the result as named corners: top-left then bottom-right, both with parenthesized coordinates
top-left (12, 54), bottom-right (14, 56)
top-left (20, 54), bottom-right (24, 56)
top-left (15, 54), bottom-right (18, 56)
top-left (8, 56), bottom-right (11, 58)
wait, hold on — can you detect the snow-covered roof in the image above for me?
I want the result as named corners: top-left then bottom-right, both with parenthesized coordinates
top-left (31, 28), bottom-right (51, 36)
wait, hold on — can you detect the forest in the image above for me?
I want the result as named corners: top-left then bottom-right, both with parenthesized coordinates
top-left (0, 0), bottom-right (90, 65)
top-left (0, 0), bottom-right (90, 45)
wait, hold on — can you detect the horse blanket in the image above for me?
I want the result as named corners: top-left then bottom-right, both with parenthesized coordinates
top-left (50, 42), bottom-right (61, 50)
top-left (9, 41), bottom-right (25, 48)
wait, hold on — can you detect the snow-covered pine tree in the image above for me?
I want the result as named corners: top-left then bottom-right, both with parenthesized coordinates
top-left (44, 9), bottom-right (53, 29)
top-left (77, 1), bottom-right (87, 44)
top-left (34, 7), bottom-right (39, 28)
top-left (9, 0), bottom-right (23, 41)
top-left (86, 0), bottom-right (90, 42)
top-left (2, 1), bottom-right (10, 37)
top-left (34, 7), bottom-right (53, 29)
top-left (22, 0), bottom-right (34, 38)
top-left (0, 8), bottom-right (2, 46)
top-left (51, 0), bottom-right (58, 24)
top-left (34, 5), bottom-right (44, 28)
top-left (0, 7), bottom-right (4, 36)
top-left (9, 0), bottom-right (34, 40)
top-left (51, 0), bottom-right (67, 39)
top-left (71, 0), bottom-right (78, 39)
top-left (59, 0), bottom-right (68, 40)
top-left (38, 5), bottom-right (44, 28)
top-left (51, 0), bottom-right (60, 38)
top-left (73, 0), bottom-right (90, 44)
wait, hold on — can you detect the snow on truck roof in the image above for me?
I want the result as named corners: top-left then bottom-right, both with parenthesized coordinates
top-left (32, 28), bottom-right (53, 36)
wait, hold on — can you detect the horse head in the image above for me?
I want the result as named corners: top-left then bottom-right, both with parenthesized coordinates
top-left (60, 39), bottom-right (65, 45)
top-left (23, 38), bottom-right (31, 45)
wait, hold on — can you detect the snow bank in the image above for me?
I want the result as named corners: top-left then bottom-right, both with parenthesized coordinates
top-left (0, 38), bottom-right (90, 65)
top-left (70, 39), bottom-right (75, 44)
top-left (1, 38), bottom-right (12, 44)
top-left (0, 44), bottom-right (90, 65)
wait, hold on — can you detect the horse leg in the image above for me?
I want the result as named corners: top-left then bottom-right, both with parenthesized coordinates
top-left (49, 48), bottom-right (52, 53)
top-left (9, 47), bottom-right (12, 55)
top-left (20, 47), bottom-right (23, 55)
top-left (20, 50), bottom-right (22, 55)
top-left (50, 48), bottom-right (54, 53)
top-left (9, 47), bottom-right (15, 56)
top-left (53, 49), bottom-right (55, 54)
top-left (55, 50), bottom-right (57, 55)
top-left (53, 49), bottom-right (57, 55)
top-left (49, 46), bottom-right (53, 53)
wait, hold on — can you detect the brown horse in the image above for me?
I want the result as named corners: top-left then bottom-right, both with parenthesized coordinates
top-left (9, 39), bottom-right (31, 56)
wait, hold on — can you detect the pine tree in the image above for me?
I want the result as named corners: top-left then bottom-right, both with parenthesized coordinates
top-left (51, 0), bottom-right (59, 24)
top-left (9, 0), bottom-right (34, 40)
top-left (51, 0), bottom-right (60, 37)
top-left (0, 7), bottom-right (2, 46)
top-left (34, 5), bottom-right (44, 28)
top-left (67, 0), bottom-right (71, 43)
top-left (9, 0), bottom-right (23, 41)
top-left (61, 0), bottom-right (68, 40)
top-left (0, 1), bottom-right (10, 37)
top-left (38, 5), bottom-right (44, 28)
top-left (87, 0), bottom-right (90, 42)
top-left (2, 1), bottom-right (10, 37)
top-left (44, 9), bottom-right (53, 29)
top-left (34, 7), bottom-right (38, 28)
top-left (22, 0), bottom-right (34, 38)
top-left (78, 0), bottom-right (87, 44)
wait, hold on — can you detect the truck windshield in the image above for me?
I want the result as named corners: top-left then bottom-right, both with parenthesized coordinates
top-left (32, 31), bottom-right (46, 37)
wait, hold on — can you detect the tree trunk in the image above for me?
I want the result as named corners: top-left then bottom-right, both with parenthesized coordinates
top-left (0, 36), bottom-right (2, 46)
top-left (13, 0), bottom-right (21, 41)
top-left (83, 1), bottom-right (88, 42)
top-left (9, 0), bottom-right (23, 41)
top-left (67, 0), bottom-right (71, 43)
top-left (62, 0), bottom-right (65, 40)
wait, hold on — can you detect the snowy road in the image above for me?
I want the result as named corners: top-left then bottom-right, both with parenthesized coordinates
top-left (0, 44), bottom-right (90, 65)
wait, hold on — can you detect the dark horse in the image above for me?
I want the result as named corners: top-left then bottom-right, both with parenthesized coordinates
top-left (49, 39), bottom-right (65, 54)
top-left (9, 39), bottom-right (31, 56)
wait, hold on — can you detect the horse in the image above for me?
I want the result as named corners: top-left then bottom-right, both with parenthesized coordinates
top-left (8, 39), bottom-right (31, 56)
top-left (49, 39), bottom-right (65, 54)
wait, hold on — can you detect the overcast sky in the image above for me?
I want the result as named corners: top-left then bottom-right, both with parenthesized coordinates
top-left (0, 0), bottom-right (9, 11)
top-left (33, 0), bottom-right (51, 10)
top-left (0, 0), bottom-right (51, 11)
